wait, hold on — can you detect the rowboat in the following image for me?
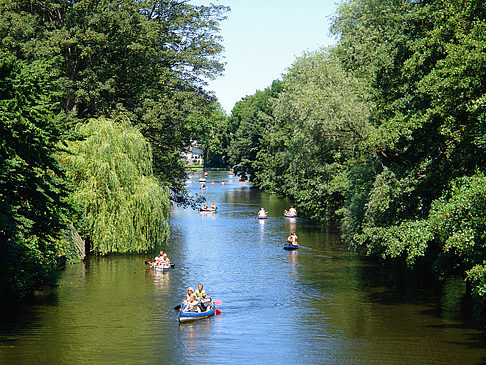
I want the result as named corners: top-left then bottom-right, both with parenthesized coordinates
top-left (283, 244), bottom-right (299, 250)
top-left (199, 207), bottom-right (218, 212)
top-left (178, 302), bottom-right (216, 323)
top-left (145, 261), bottom-right (174, 271)
top-left (153, 263), bottom-right (170, 271)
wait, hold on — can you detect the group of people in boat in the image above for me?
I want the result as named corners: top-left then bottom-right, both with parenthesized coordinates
top-left (201, 202), bottom-right (216, 211)
top-left (183, 284), bottom-right (213, 313)
top-left (149, 250), bottom-right (171, 267)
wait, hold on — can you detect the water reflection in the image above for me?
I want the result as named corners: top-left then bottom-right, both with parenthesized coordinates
top-left (2, 171), bottom-right (486, 364)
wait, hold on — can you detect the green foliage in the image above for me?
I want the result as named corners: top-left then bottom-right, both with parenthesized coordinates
top-left (222, 80), bottom-right (283, 177)
top-left (58, 117), bottom-right (170, 255)
top-left (0, 48), bottom-right (70, 301)
top-left (222, 0), bottom-right (486, 307)
top-left (186, 102), bottom-right (228, 168)
top-left (430, 173), bottom-right (486, 269)
top-left (0, 0), bottom-right (228, 188)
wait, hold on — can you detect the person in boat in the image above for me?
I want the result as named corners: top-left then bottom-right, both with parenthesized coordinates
top-left (198, 290), bottom-right (212, 312)
top-left (183, 293), bottom-right (201, 313)
top-left (258, 208), bottom-right (267, 218)
top-left (287, 206), bottom-right (297, 216)
top-left (162, 253), bottom-right (170, 265)
top-left (185, 287), bottom-right (195, 303)
top-left (210, 202), bottom-right (216, 210)
top-left (287, 232), bottom-right (298, 246)
top-left (200, 183), bottom-right (206, 189)
top-left (195, 283), bottom-right (204, 298)
top-left (202, 203), bottom-right (208, 210)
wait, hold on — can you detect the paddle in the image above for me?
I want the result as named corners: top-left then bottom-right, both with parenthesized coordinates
top-left (174, 304), bottom-right (182, 311)
top-left (213, 299), bottom-right (222, 305)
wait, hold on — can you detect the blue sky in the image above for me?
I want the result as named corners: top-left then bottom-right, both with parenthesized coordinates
top-left (191, 0), bottom-right (339, 113)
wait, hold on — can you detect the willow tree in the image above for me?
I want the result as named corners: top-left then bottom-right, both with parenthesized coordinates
top-left (59, 117), bottom-right (170, 254)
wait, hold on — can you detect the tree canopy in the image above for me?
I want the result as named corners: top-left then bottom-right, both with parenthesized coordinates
top-left (58, 117), bottom-right (170, 255)
top-left (223, 0), bottom-right (486, 306)
top-left (0, 48), bottom-right (69, 301)
top-left (0, 0), bottom-right (229, 186)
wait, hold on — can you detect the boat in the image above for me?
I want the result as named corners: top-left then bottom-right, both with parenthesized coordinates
top-left (257, 215), bottom-right (267, 219)
top-left (283, 244), bottom-right (299, 250)
top-left (153, 263), bottom-right (171, 271)
top-left (284, 210), bottom-right (296, 218)
top-left (146, 261), bottom-right (173, 271)
top-left (200, 186), bottom-right (208, 190)
top-left (199, 178), bottom-right (206, 182)
top-left (199, 207), bottom-right (218, 212)
top-left (178, 302), bottom-right (216, 323)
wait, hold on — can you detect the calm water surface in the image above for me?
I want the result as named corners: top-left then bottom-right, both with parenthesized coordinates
top-left (2, 171), bottom-right (486, 364)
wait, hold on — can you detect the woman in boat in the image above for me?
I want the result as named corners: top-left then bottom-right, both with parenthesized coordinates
top-left (183, 293), bottom-right (201, 313)
top-left (258, 208), bottom-right (267, 218)
top-left (211, 202), bottom-right (216, 210)
top-left (162, 253), bottom-right (170, 265)
top-left (198, 290), bottom-right (212, 312)
top-left (202, 203), bottom-right (208, 210)
top-left (185, 287), bottom-right (195, 303)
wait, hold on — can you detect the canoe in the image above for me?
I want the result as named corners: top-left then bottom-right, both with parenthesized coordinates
top-left (283, 244), bottom-right (299, 250)
top-left (284, 214), bottom-right (296, 218)
top-left (257, 216), bottom-right (267, 219)
top-left (178, 303), bottom-right (216, 323)
top-left (199, 207), bottom-right (218, 212)
top-left (199, 178), bottom-right (206, 182)
top-left (149, 263), bottom-right (171, 271)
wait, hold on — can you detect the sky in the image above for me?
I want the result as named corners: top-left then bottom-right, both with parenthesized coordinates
top-left (191, 0), bottom-right (339, 113)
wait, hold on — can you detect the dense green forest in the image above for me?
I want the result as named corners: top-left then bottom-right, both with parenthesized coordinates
top-left (0, 0), bottom-right (227, 302)
top-left (223, 0), bottom-right (486, 306)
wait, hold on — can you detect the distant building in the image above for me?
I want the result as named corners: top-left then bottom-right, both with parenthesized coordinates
top-left (181, 140), bottom-right (204, 166)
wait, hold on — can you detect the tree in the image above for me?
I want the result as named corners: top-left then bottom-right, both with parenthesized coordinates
top-left (186, 102), bottom-right (228, 168)
top-left (225, 80), bottom-right (283, 178)
top-left (0, 0), bottom-right (229, 188)
top-left (58, 117), bottom-right (170, 255)
top-left (0, 48), bottom-right (70, 301)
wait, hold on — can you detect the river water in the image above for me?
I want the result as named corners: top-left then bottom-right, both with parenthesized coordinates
top-left (2, 171), bottom-right (486, 364)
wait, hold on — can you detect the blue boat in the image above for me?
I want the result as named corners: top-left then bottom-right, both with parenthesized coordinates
top-left (283, 244), bottom-right (299, 250)
top-left (284, 214), bottom-right (296, 218)
top-left (199, 207), bottom-right (218, 212)
top-left (178, 302), bottom-right (216, 323)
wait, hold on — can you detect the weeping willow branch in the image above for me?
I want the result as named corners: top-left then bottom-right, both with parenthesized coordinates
top-left (58, 116), bottom-right (170, 254)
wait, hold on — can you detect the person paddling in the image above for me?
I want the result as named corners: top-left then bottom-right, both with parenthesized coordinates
top-left (287, 206), bottom-right (297, 216)
top-left (198, 290), bottom-right (212, 312)
top-left (258, 208), bottom-right (267, 218)
top-left (287, 232), bottom-right (298, 246)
